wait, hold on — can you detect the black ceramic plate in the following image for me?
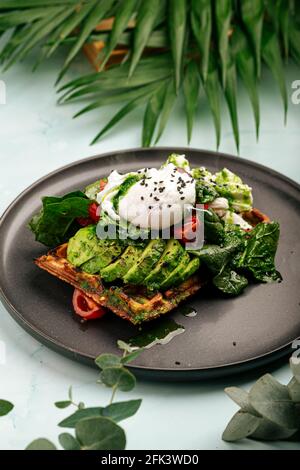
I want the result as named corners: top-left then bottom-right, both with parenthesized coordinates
top-left (0, 148), bottom-right (300, 381)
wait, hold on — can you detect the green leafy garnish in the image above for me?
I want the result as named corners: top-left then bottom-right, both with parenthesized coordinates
top-left (237, 222), bottom-right (282, 282)
top-left (223, 358), bottom-right (300, 442)
top-left (26, 342), bottom-right (144, 451)
top-left (29, 191), bottom-right (91, 247)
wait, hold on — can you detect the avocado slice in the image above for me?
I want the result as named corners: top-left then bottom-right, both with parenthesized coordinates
top-left (100, 245), bottom-right (144, 282)
top-left (67, 225), bottom-right (99, 267)
top-left (179, 257), bottom-right (201, 284)
top-left (160, 251), bottom-right (190, 290)
top-left (81, 239), bottom-right (123, 274)
top-left (144, 239), bottom-right (185, 290)
top-left (123, 239), bottom-right (166, 285)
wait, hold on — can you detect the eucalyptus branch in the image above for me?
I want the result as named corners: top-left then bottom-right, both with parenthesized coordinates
top-left (26, 342), bottom-right (143, 451)
top-left (222, 357), bottom-right (300, 443)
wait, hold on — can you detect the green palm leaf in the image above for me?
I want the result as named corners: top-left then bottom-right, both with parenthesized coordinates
top-left (142, 82), bottom-right (166, 147)
top-left (232, 27), bottom-right (260, 138)
top-left (99, 0), bottom-right (137, 70)
top-left (3, 6), bottom-right (67, 70)
top-left (183, 60), bottom-right (200, 143)
top-left (215, 0), bottom-right (232, 88)
top-left (0, 8), bottom-right (48, 29)
top-left (190, 0), bottom-right (212, 82)
top-left (168, 0), bottom-right (187, 92)
top-left (224, 53), bottom-right (239, 152)
top-left (91, 90), bottom-right (155, 145)
top-left (0, 0), bottom-right (79, 8)
top-left (0, 0), bottom-right (296, 149)
top-left (240, 0), bottom-right (264, 77)
top-left (73, 82), bottom-right (162, 119)
top-left (58, 0), bottom-right (115, 82)
top-left (129, 0), bottom-right (162, 78)
top-left (59, 54), bottom-right (173, 102)
top-left (203, 55), bottom-right (221, 149)
top-left (262, 24), bottom-right (288, 121)
top-left (154, 79), bottom-right (177, 144)
top-left (289, 19), bottom-right (300, 65)
top-left (279, 0), bottom-right (290, 58)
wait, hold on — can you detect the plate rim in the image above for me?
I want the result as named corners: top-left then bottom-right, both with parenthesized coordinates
top-left (0, 147), bottom-right (299, 378)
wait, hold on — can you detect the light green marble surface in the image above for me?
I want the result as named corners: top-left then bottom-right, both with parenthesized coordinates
top-left (0, 49), bottom-right (299, 450)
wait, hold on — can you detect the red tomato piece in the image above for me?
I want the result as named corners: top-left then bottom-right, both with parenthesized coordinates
top-left (174, 215), bottom-right (199, 244)
top-left (72, 289), bottom-right (106, 320)
top-left (88, 202), bottom-right (100, 223)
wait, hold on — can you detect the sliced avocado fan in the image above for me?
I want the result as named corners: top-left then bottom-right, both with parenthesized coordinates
top-left (101, 245), bottom-right (144, 282)
top-left (67, 225), bottom-right (123, 274)
top-left (160, 251), bottom-right (190, 290)
top-left (144, 239), bottom-right (185, 290)
top-left (123, 239), bottom-right (166, 284)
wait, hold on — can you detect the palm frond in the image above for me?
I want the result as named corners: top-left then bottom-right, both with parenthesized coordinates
top-left (168, 0), bottom-right (187, 92)
top-left (190, 0), bottom-right (212, 82)
top-left (215, 0), bottom-right (233, 88)
top-left (240, 0), bottom-right (264, 77)
top-left (0, 0), bottom-right (297, 150)
top-left (183, 60), bottom-right (200, 143)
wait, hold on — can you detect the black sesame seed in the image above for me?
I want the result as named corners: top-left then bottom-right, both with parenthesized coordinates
top-left (180, 196), bottom-right (184, 200)
top-left (141, 196), bottom-right (144, 200)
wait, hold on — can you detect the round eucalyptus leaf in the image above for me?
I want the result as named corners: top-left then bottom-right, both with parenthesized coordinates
top-left (288, 377), bottom-right (300, 403)
top-left (117, 340), bottom-right (133, 353)
top-left (55, 400), bottom-right (72, 409)
top-left (290, 357), bottom-right (300, 383)
top-left (251, 418), bottom-right (297, 441)
top-left (59, 407), bottom-right (104, 428)
top-left (95, 353), bottom-right (121, 370)
top-left (222, 411), bottom-right (261, 442)
top-left (75, 416), bottom-right (126, 450)
top-left (26, 438), bottom-right (57, 450)
top-left (59, 432), bottom-right (81, 450)
top-left (121, 349), bottom-right (143, 365)
top-left (224, 387), bottom-right (258, 415)
top-left (0, 399), bottom-right (14, 417)
top-left (249, 374), bottom-right (298, 429)
top-left (100, 366), bottom-right (136, 391)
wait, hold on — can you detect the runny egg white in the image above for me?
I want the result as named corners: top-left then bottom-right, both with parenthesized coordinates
top-left (97, 164), bottom-right (196, 230)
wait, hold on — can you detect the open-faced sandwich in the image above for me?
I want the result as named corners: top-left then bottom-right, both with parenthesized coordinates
top-left (30, 154), bottom-right (281, 325)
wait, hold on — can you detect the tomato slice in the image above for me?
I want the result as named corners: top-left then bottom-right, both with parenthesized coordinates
top-left (99, 178), bottom-right (107, 191)
top-left (174, 215), bottom-right (199, 244)
top-left (72, 289), bottom-right (107, 320)
top-left (77, 202), bottom-right (100, 227)
top-left (88, 202), bottom-right (100, 223)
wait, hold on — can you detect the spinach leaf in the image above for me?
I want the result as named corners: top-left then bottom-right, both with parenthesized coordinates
top-left (197, 228), bottom-right (247, 295)
top-left (196, 179), bottom-right (218, 204)
top-left (199, 230), bottom-right (244, 272)
top-left (237, 222), bottom-right (282, 282)
top-left (204, 209), bottom-right (225, 244)
top-left (29, 191), bottom-right (91, 247)
top-left (213, 268), bottom-right (248, 295)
